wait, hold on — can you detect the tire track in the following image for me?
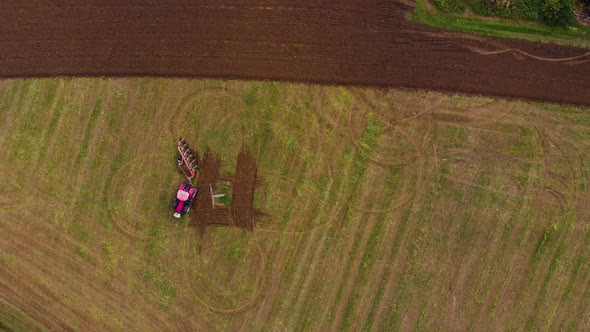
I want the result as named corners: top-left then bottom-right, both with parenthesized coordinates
top-left (105, 154), bottom-right (183, 241)
top-left (333, 160), bottom-right (415, 331)
top-left (33, 80), bottom-right (67, 169)
top-left (464, 47), bottom-right (590, 64)
top-left (0, 211), bottom-right (157, 331)
top-left (457, 124), bottom-right (546, 328)
top-left (474, 127), bottom-right (568, 329)
top-left (370, 124), bottom-right (429, 330)
top-left (181, 229), bottom-right (266, 314)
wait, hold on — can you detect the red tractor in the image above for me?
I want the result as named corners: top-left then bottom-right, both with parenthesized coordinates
top-left (171, 183), bottom-right (197, 219)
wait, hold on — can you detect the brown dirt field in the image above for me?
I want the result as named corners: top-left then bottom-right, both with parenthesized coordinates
top-left (231, 149), bottom-right (258, 232)
top-left (0, 1), bottom-right (589, 106)
top-left (189, 148), bottom-right (258, 234)
top-left (190, 150), bottom-right (223, 235)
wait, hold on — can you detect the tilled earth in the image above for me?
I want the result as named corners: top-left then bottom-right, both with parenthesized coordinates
top-left (230, 149), bottom-right (257, 232)
top-left (191, 150), bottom-right (223, 235)
top-left (190, 149), bottom-right (257, 234)
top-left (0, 0), bottom-right (588, 105)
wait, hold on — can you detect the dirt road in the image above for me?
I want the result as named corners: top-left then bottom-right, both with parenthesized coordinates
top-left (0, 0), bottom-right (588, 105)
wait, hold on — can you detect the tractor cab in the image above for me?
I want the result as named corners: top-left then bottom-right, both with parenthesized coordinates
top-left (171, 183), bottom-right (197, 218)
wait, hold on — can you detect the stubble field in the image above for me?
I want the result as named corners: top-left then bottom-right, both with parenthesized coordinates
top-left (1, 78), bottom-right (590, 330)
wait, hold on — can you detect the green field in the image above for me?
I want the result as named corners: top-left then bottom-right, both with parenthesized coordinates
top-left (1, 78), bottom-right (589, 330)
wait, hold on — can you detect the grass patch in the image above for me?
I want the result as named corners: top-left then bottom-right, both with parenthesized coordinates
top-left (384, 166), bottom-right (403, 196)
top-left (146, 226), bottom-right (163, 260)
top-left (343, 214), bottom-right (390, 331)
top-left (364, 209), bottom-right (413, 330)
top-left (363, 283), bottom-right (386, 332)
top-left (534, 221), bottom-right (560, 260)
top-left (342, 293), bottom-right (359, 331)
top-left (0, 299), bottom-right (45, 332)
top-left (77, 96), bottom-right (103, 163)
top-left (244, 84), bottom-right (259, 108)
top-left (440, 125), bottom-right (469, 148)
top-left (332, 214), bottom-right (365, 313)
top-left (102, 242), bottom-right (116, 276)
top-left (538, 103), bottom-right (585, 114)
top-left (38, 100), bottom-right (65, 164)
top-left (282, 206), bottom-right (295, 226)
top-left (0, 82), bottom-right (19, 113)
top-left (412, 0), bottom-right (590, 47)
top-left (102, 242), bottom-right (115, 259)
top-left (143, 267), bottom-right (177, 308)
top-left (225, 241), bottom-right (249, 263)
top-left (15, 80), bottom-right (31, 112)
top-left (503, 212), bottom-right (519, 234)
top-left (75, 246), bottom-right (89, 259)
top-left (350, 113), bottom-right (384, 188)
top-left (359, 215), bottom-right (389, 285)
top-left (525, 244), bottom-right (564, 330)
top-left (216, 180), bottom-right (233, 205)
top-left (43, 79), bottom-right (60, 108)
top-left (561, 256), bottom-right (583, 300)
top-left (381, 277), bottom-right (410, 330)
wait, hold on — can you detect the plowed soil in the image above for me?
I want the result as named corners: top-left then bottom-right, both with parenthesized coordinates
top-left (190, 150), bottom-right (224, 235)
top-left (0, 0), bottom-right (589, 105)
top-left (231, 149), bottom-right (258, 232)
top-left (190, 148), bottom-right (258, 234)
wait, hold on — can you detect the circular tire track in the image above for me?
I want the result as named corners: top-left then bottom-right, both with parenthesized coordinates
top-left (439, 101), bottom-right (515, 126)
top-left (471, 124), bottom-right (557, 326)
top-left (106, 154), bottom-right (184, 241)
top-left (169, 84), bottom-right (350, 234)
top-left (255, 172), bottom-right (345, 234)
top-left (171, 85), bottom-right (328, 172)
top-left (181, 229), bottom-right (266, 313)
top-left (169, 86), bottom-right (249, 154)
top-left (345, 90), bottom-right (429, 214)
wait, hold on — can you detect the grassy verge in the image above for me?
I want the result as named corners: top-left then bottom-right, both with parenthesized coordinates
top-left (411, 0), bottom-right (590, 48)
top-left (0, 299), bottom-right (45, 332)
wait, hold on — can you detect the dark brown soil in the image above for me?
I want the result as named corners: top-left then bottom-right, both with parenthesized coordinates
top-left (231, 149), bottom-right (258, 232)
top-left (190, 150), bottom-right (222, 235)
top-left (0, 0), bottom-right (588, 105)
top-left (189, 148), bottom-right (258, 235)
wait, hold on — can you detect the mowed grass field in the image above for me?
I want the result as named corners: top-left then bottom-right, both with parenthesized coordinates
top-left (1, 78), bottom-right (590, 331)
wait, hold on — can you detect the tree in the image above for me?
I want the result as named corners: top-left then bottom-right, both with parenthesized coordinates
top-left (541, 0), bottom-right (576, 25)
top-left (542, 0), bottom-right (564, 22)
